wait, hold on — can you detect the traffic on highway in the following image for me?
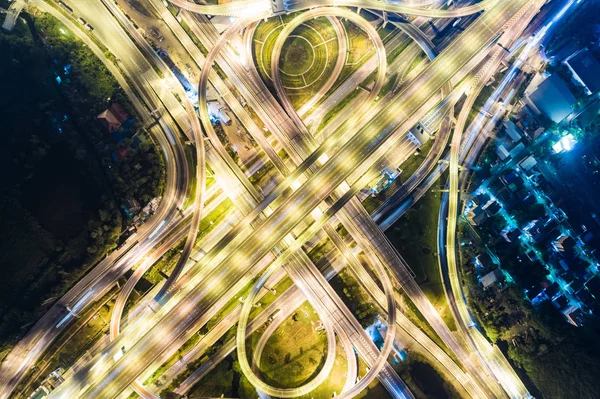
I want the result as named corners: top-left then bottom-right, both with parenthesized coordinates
top-left (0, 0), bottom-right (585, 398)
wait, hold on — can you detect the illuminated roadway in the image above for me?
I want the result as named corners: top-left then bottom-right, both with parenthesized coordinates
top-left (4, 1), bottom-right (516, 398)
top-left (102, 8), bottom-right (397, 397)
top-left (0, 1), bottom-right (547, 398)
top-left (243, 7), bottom-right (489, 397)
top-left (169, 0), bottom-right (501, 19)
top-left (0, 1), bottom-right (196, 396)
top-left (264, 4), bottom-right (510, 397)
top-left (5, 4), bottom-right (520, 399)
top-left (295, 15), bottom-right (348, 118)
top-left (178, 1), bottom-right (536, 398)
top-left (91, 0), bottom-right (208, 306)
top-left (40, 1), bottom-right (533, 397)
top-left (106, 12), bottom-right (363, 398)
top-left (439, 3), bottom-right (579, 399)
top-left (195, 16), bottom-right (400, 398)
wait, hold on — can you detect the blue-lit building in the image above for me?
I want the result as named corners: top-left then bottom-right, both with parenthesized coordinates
top-left (527, 74), bottom-right (577, 123)
top-left (564, 48), bottom-right (600, 95)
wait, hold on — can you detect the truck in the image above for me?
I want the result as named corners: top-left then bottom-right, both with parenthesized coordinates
top-left (57, 1), bottom-right (73, 13)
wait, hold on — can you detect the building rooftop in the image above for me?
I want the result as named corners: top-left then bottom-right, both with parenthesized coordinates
top-left (480, 268), bottom-right (504, 289)
top-left (109, 103), bottom-right (128, 124)
top-left (527, 74), bottom-right (577, 123)
top-left (96, 109), bottom-right (121, 133)
top-left (496, 144), bottom-right (510, 161)
top-left (468, 206), bottom-right (489, 226)
top-left (518, 155), bottom-right (537, 172)
top-left (509, 142), bottom-right (526, 159)
top-left (504, 120), bottom-right (523, 143)
top-left (565, 48), bottom-right (600, 95)
top-left (475, 252), bottom-right (495, 269)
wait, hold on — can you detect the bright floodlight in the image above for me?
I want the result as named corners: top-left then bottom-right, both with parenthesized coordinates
top-left (552, 133), bottom-right (576, 153)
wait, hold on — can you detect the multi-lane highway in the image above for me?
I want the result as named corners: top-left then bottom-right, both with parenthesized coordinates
top-left (0, 1), bottom-right (196, 396)
top-left (0, 0), bottom-right (554, 398)
top-left (51, 1), bottom-right (527, 397)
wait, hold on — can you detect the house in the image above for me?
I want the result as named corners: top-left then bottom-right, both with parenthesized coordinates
top-left (509, 142), bottom-right (526, 159)
top-left (501, 171), bottom-right (525, 192)
top-left (480, 268), bottom-right (504, 289)
top-left (565, 307), bottom-right (585, 326)
top-left (125, 199), bottom-right (141, 215)
top-left (475, 252), bottom-right (495, 269)
top-left (544, 281), bottom-right (560, 300)
top-left (525, 249), bottom-right (539, 262)
top-left (473, 192), bottom-right (491, 207)
top-left (518, 155), bottom-right (537, 174)
top-left (528, 127), bottom-right (545, 141)
top-left (564, 48), bottom-right (600, 95)
top-left (112, 148), bottom-right (127, 160)
top-left (534, 220), bottom-right (559, 244)
top-left (569, 278), bottom-right (584, 294)
top-left (525, 285), bottom-right (544, 302)
top-left (523, 218), bottom-right (558, 244)
top-left (483, 200), bottom-right (502, 216)
top-left (501, 171), bottom-right (519, 186)
top-left (577, 288), bottom-right (595, 308)
top-left (552, 235), bottom-right (576, 253)
top-left (110, 103), bottom-right (128, 123)
top-left (586, 276), bottom-right (600, 300)
top-left (502, 227), bottom-right (521, 243)
top-left (503, 120), bottom-right (524, 143)
top-left (97, 109), bottom-right (122, 133)
top-left (468, 206), bottom-right (489, 226)
top-left (566, 257), bottom-right (591, 276)
top-left (552, 295), bottom-right (569, 310)
top-left (496, 144), bottom-right (510, 161)
top-left (577, 100), bottom-right (600, 129)
top-left (96, 103), bottom-right (129, 133)
top-left (527, 74), bottom-right (577, 123)
top-left (558, 259), bottom-right (570, 272)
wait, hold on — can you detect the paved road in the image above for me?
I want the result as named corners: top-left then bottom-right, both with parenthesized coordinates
top-left (46, 1), bottom-right (527, 396)
top-left (0, 2), bottom-right (193, 396)
top-left (1, 1), bottom-right (545, 398)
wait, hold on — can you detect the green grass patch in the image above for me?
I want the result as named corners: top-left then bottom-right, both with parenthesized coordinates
top-left (185, 357), bottom-right (235, 397)
top-left (385, 178), bottom-right (456, 331)
top-left (280, 35), bottom-right (314, 75)
top-left (249, 277), bottom-right (294, 320)
top-left (254, 301), bottom-right (327, 389)
top-left (387, 38), bottom-right (411, 65)
top-left (306, 237), bottom-right (335, 265)
top-left (183, 144), bottom-right (197, 209)
top-left (253, 16), bottom-right (340, 110)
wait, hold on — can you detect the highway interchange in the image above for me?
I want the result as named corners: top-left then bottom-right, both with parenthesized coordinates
top-left (0, 0), bottom-right (578, 398)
